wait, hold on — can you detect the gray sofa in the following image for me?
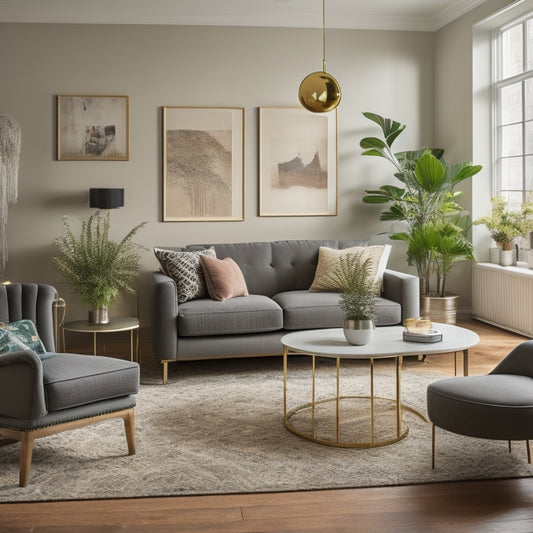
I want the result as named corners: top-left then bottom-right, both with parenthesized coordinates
top-left (152, 239), bottom-right (420, 383)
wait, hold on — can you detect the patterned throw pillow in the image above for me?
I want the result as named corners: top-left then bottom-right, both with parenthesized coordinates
top-left (154, 247), bottom-right (217, 303)
top-left (309, 245), bottom-right (391, 292)
top-left (0, 319), bottom-right (46, 354)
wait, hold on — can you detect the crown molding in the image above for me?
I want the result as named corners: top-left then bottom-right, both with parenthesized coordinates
top-left (431, 0), bottom-right (490, 30)
top-left (0, 0), bottom-right (493, 32)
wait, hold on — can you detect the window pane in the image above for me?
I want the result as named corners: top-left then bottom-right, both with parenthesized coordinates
top-left (502, 24), bottom-right (524, 79)
top-left (526, 155), bottom-right (533, 190)
top-left (526, 78), bottom-right (533, 121)
top-left (526, 18), bottom-right (533, 70)
top-left (501, 82), bottom-right (523, 124)
top-left (501, 123), bottom-right (523, 156)
top-left (501, 156), bottom-right (523, 189)
top-left (527, 120), bottom-right (533, 154)
top-left (506, 191), bottom-right (524, 211)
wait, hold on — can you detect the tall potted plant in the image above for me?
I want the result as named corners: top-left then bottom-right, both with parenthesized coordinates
top-left (360, 112), bottom-right (482, 322)
top-left (328, 252), bottom-right (378, 345)
top-left (53, 211), bottom-right (146, 324)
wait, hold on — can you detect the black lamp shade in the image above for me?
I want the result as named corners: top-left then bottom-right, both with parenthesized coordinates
top-left (89, 188), bottom-right (124, 209)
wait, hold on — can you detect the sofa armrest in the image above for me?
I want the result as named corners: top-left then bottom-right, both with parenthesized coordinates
top-left (151, 271), bottom-right (179, 362)
top-left (382, 269), bottom-right (420, 321)
top-left (0, 350), bottom-right (47, 419)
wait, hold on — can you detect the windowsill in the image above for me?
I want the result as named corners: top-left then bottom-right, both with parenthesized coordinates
top-left (474, 262), bottom-right (533, 276)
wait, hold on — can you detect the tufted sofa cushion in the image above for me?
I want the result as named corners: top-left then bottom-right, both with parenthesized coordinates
top-left (187, 239), bottom-right (368, 297)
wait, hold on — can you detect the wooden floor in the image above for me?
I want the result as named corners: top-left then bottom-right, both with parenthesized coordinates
top-left (1, 319), bottom-right (533, 532)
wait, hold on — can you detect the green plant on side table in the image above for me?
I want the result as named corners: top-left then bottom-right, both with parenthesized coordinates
top-left (328, 252), bottom-right (378, 345)
top-left (360, 112), bottom-right (482, 323)
top-left (474, 196), bottom-right (533, 266)
top-left (52, 211), bottom-right (146, 325)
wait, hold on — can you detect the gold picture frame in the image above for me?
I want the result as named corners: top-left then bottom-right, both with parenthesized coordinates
top-left (57, 95), bottom-right (129, 161)
top-left (163, 106), bottom-right (245, 222)
top-left (259, 107), bottom-right (337, 217)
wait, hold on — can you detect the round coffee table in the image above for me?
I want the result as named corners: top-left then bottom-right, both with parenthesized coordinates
top-left (281, 324), bottom-right (479, 448)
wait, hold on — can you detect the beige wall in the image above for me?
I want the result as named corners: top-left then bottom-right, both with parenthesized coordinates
top-left (434, 0), bottom-right (516, 310)
top-left (1, 22), bottom-right (435, 324)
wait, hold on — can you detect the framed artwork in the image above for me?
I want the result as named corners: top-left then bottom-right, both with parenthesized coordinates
top-left (163, 107), bottom-right (245, 222)
top-left (57, 95), bottom-right (129, 161)
top-left (259, 107), bottom-right (337, 217)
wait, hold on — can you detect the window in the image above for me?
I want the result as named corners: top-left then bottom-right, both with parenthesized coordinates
top-left (494, 14), bottom-right (533, 211)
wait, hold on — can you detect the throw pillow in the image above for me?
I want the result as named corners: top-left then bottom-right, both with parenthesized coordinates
top-left (199, 255), bottom-right (249, 301)
top-left (309, 245), bottom-right (391, 292)
top-left (0, 319), bottom-right (46, 354)
top-left (154, 247), bottom-right (216, 303)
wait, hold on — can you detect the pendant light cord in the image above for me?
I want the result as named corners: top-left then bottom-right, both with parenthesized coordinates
top-left (322, 0), bottom-right (327, 72)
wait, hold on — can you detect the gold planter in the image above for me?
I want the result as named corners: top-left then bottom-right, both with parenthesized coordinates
top-left (420, 294), bottom-right (459, 325)
top-left (88, 307), bottom-right (110, 325)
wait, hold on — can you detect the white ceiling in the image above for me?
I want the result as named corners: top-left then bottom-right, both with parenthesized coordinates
top-left (0, 0), bottom-right (491, 31)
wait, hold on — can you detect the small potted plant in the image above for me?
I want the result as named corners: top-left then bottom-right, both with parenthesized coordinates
top-left (52, 211), bottom-right (146, 324)
top-left (328, 252), bottom-right (378, 345)
top-left (474, 196), bottom-right (533, 266)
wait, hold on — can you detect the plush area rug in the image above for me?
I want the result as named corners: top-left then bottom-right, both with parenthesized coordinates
top-left (0, 356), bottom-right (531, 502)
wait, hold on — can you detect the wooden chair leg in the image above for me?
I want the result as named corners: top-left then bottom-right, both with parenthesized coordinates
top-left (19, 432), bottom-right (35, 487)
top-left (123, 409), bottom-right (136, 455)
top-left (527, 440), bottom-right (531, 463)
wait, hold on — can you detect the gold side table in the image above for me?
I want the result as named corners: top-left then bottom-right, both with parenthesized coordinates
top-left (62, 317), bottom-right (140, 362)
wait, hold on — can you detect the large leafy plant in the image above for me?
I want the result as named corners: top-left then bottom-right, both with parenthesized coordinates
top-left (328, 253), bottom-right (378, 322)
top-left (53, 211), bottom-right (146, 309)
top-left (360, 112), bottom-right (481, 297)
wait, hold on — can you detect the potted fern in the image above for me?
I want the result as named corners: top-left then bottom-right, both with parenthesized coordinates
top-left (328, 252), bottom-right (378, 345)
top-left (52, 211), bottom-right (146, 324)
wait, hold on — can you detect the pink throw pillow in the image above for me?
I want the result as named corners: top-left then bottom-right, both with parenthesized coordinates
top-left (199, 255), bottom-right (249, 301)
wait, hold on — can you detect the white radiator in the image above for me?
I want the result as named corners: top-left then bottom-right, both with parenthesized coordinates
top-left (472, 263), bottom-right (533, 338)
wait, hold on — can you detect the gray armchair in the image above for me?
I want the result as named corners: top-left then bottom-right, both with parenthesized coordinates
top-left (427, 340), bottom-right (533, 468)
top-left (0, 283), bottom-right (139, 486)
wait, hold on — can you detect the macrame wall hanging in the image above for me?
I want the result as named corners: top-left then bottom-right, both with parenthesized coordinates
top-left (0, 115), bottom-right (21, 282)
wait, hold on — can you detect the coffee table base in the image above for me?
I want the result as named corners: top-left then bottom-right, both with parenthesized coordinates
top-left (285, 396), bottom-right (428, 448)
top-left (283, 349), bottom-right (427, 448)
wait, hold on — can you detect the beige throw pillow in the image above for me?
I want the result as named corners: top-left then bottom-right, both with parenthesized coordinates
top-left (309, 245), bottom-right (391, 292)
top-left (199, 255), bottom-right (249, 301)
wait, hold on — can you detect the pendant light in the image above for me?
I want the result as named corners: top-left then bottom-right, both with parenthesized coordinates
top-left (298, 0), bottom-right (341, 113)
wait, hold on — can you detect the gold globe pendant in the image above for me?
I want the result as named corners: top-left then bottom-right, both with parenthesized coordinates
top-left (298, 70), bottom-right (341, 113)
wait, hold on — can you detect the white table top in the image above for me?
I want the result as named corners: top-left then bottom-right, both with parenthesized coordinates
top-left (281, 324), bottom-right (479, 360)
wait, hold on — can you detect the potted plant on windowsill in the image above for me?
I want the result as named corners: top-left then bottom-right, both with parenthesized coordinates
top-left (474, 196), bottom-right (533, 266)
top-left (360, 112), bottom-right (482, 323)
top-left (52, 211), bottom-right (146, 324)
top-left (328, 252), bottom-right (378, 345)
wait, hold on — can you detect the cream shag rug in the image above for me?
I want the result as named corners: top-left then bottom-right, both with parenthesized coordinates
top-left (0, 356), bottom-right (531, 502)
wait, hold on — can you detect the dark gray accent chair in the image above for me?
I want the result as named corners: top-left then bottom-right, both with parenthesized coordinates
top-left (427, 340), bottom-right (533, 468)
top-left (152, 239), bottom-right (420, 383)
top-left (0, 283), bottom-right (139, 486)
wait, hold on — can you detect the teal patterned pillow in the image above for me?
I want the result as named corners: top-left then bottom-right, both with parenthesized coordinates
top-left (0, 328), bottom-right (33, 354)
top-left (0, 319), bottom-right (46, 355)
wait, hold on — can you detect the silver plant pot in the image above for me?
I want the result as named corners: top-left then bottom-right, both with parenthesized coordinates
top-left (343, 319), bottom-right (375, 346)
top-left (88, 307), bottom-right (110, 325)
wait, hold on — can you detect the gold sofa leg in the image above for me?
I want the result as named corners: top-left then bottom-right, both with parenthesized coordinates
top-left (161, 360), bottom-right (176, 384)
top-left (431, 423), bottom-right (436, 470)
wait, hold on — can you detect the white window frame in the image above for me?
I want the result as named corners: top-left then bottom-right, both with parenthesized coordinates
top-left (493, 13), bottom-right (533, 206)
